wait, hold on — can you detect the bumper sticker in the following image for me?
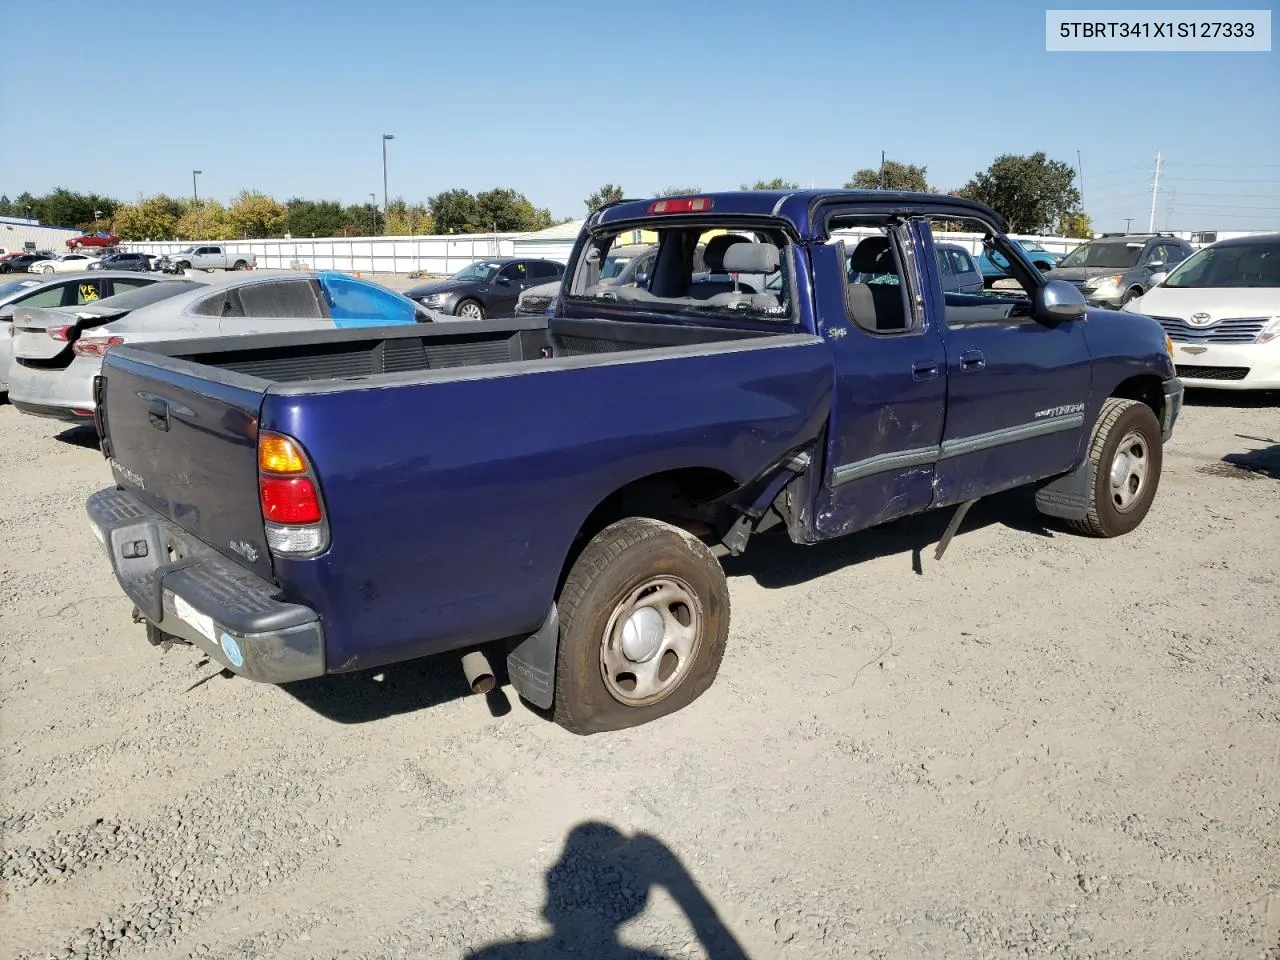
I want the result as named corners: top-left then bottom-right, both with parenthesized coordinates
top-left (220, 633), bottom-right (245, 668)
top-left (173, 595), bottom-right (215, 643)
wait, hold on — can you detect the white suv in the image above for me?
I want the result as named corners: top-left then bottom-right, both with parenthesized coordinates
top-left (1125, 234), bottom-right (1280, 390)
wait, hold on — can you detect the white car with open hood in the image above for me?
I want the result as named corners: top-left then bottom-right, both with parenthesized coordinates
top-left (1125, 233), bottom-right (1280, 390)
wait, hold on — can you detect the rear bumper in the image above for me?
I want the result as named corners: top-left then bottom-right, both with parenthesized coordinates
top-left (86, 486), bottom-right (325, 683)
top-left (8, 358), bottom-right (97, 420)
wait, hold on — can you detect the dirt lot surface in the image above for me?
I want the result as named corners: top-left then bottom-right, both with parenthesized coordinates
top-left (1, 394), bottom-right (1277, 960)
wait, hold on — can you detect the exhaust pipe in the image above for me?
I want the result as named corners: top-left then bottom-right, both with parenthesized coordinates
top-left (461, 649), bottom-right (495, 694)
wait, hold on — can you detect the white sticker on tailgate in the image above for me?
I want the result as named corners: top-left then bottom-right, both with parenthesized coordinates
top-left (173, 595), bottom-right (216, 642)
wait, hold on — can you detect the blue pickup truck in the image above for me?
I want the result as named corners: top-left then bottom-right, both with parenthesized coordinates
top-left (86, 190), bottom-right (1182, 735)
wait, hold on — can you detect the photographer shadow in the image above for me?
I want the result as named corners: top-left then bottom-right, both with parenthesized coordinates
top-left (465, 822), bottom-right (750, 960)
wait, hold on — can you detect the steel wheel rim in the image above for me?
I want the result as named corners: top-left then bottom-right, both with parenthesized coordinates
top-left (600, 576), bottom-right (703, 706)
top-left (458, 302), bottom-right (482, 319)
top-left (1108, 429), bottom-right (1149, 512)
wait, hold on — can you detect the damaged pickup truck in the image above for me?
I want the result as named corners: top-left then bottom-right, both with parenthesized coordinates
top-left (86, 190), bottom-right (1183, 734)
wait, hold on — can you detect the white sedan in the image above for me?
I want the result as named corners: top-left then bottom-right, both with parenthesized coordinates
top-left (1125, 233), bottom-right (1280, 391)
top-left (30, 253), bottom-right (98, 274)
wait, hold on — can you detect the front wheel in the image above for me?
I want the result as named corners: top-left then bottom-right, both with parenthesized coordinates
top-left (455, 299), bottom-right (484, 320)
top-left (553, 518), bottom-right (730, 735)
top-left (1121, 286), bottom-right (1143, 305)
top-left (1069, 398), bottom-right (1163, 537)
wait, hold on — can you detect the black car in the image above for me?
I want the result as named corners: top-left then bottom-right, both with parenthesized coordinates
top-left (87, 252), bottom-right (152, 272)
top-left (0, 253), bottom-right (54, 273)
top-left (405, 257), bottom-right (565, 319)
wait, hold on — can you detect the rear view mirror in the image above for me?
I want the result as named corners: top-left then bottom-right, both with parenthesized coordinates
top-left (1033, 279), bottom-right (1087, 322)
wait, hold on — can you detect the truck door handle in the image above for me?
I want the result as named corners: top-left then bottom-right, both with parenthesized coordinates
top-left (147, 398), bottom-right (170, 431)
top-left (912, 361), bottom-right (941, 381)
top-left (959, 349), bottom-right (986, 372)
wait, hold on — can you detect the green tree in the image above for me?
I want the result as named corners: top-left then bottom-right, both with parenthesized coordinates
top-left (740, 178), bottom-right (798, 190)
top-left (0, 194), bottom-right (12, 216)
top-left (1058, 210), bottom-right (1093, 239)
top-left (428, 188), bottom-right (481, 233)
top-left (384, 198), bottom-right (434, 235)
top-left (655, 186), bottom-right (701, 197)
top-left (339, 203), bottom-right (381, 237)
top-left (112, 195), bottom-right (184, 240)
top-left (284, 199), bottom-right (347, 238)
top-left (226, 190), bottom-right (286, 239)
top-left (30, 187), bottom-right (119, 231)
top-left (476, 188), bottom-right (553, 232)
top-left (960, 152), bottom-right (1081, 234)
top-left (176, 199), bottom-right (236, 240)
top-left (844, 160), bottom-right (931, 192)
top-left (585, 183), bottom-right (626, 214)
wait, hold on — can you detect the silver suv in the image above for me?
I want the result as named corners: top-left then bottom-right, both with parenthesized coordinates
top-left (1051, 233), bottom-right (1195, 308)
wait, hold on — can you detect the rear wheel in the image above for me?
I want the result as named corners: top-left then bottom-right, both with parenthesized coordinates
top-left (1069, 398), bottom-right (1163, 538)
top-left (455, 299), bottom-right (484, 320)
top-left (233, 260), bottom-right (248, 270)
top-left (553, 518), bottom-right (729, 735)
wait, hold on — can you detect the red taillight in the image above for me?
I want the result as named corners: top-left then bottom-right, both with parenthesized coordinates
top-left (72, 336), bottom-right (124, 357)
top-left (47, 324), bottom-right (73, 341)
top-left (648, 197), bottom-right (713, 214)
top-left (259, 475), bottom-right (322, 525)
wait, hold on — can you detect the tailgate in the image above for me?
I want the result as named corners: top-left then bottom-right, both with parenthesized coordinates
top-left (98, 348), bottom-right (276, 582)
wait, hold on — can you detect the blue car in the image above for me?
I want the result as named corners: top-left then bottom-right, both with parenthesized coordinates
top-left (975, 238), bottom-right (1066, 285)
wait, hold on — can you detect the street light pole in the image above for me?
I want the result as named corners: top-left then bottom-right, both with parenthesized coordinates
top-left (369, 193), bottom-right (377, 235)
top-left (1124, 218), bottom-right (1133, 233)
top-left (192, 170), bottom-right (203, 239)
top-left (381, 134), bottom-right (394, 235)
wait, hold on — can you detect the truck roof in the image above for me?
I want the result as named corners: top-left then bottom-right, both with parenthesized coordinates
top-left (593, 189), bottom-right (1008, 238)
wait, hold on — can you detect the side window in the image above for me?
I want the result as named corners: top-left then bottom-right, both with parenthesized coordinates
top-left (1167, 244), bottom-right (1190, 265)
top-left (208, 246), bottom-right (222, 256)
top-left (1145, 244), bottom-right (1169, 266)
top-left (500, 262), bottom-right (529, 282)
top-left (75, 280), bottom-right (106, 304)
top-left (235, 280), bottom-right (323, 319)
top-left (14, 283), bottom-right (74, 308)
top-left (191, 290), bottom-right (241, 317)
top-left (107, 279), bottom-right (152, 296)
top-left (839, 228), bottom-right (914, 335)
top-left (953, 250), bottom-right (976, 274)
top-left (531, 261), bottom-right (559, 279)
top-left (319, 274), bottom-right (416, 327)
top-left (936, 249), bottom-right (955, 277)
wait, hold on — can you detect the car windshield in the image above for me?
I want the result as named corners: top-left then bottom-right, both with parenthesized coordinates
top-left (450, 261), bottom-right (500, 282)
top-left (600, 256), bottom-right (633, 279)
top-left (1018, 240), bottom-right (1046, 252)
top-left (1059, 242), bottom-right (1142, 269)
top-left (1162, 239), bottom-right (1280, 288)
top-left (177, 246), bottom-right (197, 254)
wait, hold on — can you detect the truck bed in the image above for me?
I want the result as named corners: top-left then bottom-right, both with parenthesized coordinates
top-left (136, 316), bottom-right (775, 387)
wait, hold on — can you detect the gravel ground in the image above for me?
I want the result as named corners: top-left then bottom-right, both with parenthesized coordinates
top-left (1, 391), bottom-right (1277, 960)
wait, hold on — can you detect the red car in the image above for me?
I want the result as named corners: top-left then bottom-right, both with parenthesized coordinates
top-left (67, 233), bottom-right (119, 250)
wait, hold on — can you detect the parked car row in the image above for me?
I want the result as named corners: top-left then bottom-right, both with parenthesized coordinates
top-left (1, 270), bottom-right (431, 414)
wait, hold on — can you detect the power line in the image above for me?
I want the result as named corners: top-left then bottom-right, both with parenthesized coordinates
top-left (1164, 177), bottom-right (1280, 184)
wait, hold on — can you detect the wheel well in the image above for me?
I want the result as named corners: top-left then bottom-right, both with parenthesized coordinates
top-left (1110, 374), bottom-right (1163, 420)
top-left (558, 468), bottom-right (741, 589)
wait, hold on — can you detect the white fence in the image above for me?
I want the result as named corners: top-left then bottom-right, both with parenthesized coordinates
top-left (123, 229), bottom-right (1086, 277)
top-left (122, 234), bottom-right (521, 276)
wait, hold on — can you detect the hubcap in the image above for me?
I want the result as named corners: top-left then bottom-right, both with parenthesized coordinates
top-left (459, 303), bottom-right (482, 319)
top-left (600, 576), bottom-right (702, 706)
top-left (1108, 430), bottom-right (1149, 512)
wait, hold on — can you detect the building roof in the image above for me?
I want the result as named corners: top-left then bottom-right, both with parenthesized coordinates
top-left (519, 219), bottom-right (586, 240)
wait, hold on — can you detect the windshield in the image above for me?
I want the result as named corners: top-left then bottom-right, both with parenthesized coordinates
top-left (1163, 239), bottom-right (1280, 288)
top-left (600, 256), bottom-right (633, 280)
top-left (1059, 241), bottom-right (1142, 269)
top-left (1018, 240), bottom-right (1046, 252)
top-left (450, 261), bottom-right (500, 282)
top-left (177, 246), bottom-right (196, 254)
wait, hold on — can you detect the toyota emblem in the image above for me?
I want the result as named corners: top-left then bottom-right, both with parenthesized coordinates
top-left (1188, 312), bottom-right (1215, 327)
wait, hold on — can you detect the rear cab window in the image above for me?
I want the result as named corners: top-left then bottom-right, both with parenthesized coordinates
top-left (565, 215), bottom-right (794, 324)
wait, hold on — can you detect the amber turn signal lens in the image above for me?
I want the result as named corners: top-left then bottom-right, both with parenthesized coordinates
top-left (258, 433), bottom-right (307, 475)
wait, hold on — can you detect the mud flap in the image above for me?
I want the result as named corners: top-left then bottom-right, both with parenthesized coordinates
top-left (1034, 460), bottom-right (1091, 519)
top-left (507, 604), bottom-right (559, 710)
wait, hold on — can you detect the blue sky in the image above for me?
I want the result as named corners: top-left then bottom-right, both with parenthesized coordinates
top-left (1, 0), bottom-right (1276, 232)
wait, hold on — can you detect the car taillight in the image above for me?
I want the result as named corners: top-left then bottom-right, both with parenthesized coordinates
top-left (648, 197), bottom-right (713, 214)
top-left (47, 324), bottom-right (73, 341)
top-left (257, 431), bottom-right (328, 556)
top-left (72, 336), bottom-right (124, 357)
